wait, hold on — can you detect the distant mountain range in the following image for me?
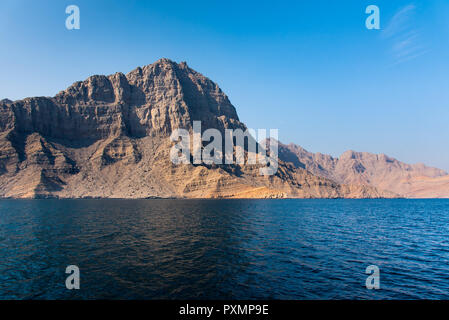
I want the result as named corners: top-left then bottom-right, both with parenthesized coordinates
top-left (277, 142), bottom-right (448, 198)
top-left (0, 58), bottom-right (447, 198)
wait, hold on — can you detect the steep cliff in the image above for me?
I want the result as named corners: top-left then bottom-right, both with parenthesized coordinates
top-left (0, 58), bottom-right (393, 199)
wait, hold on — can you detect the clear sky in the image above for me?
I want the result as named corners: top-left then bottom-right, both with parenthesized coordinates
top-left (1, 0), bottom-right (448, 170)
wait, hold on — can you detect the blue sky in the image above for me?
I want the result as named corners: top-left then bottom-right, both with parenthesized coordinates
top-left (1, 0), bottom-right (449, 170)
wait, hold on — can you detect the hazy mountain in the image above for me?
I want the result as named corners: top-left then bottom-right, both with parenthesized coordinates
top-left (401, 175), bottom-right (449, 198)
top-left (0, 59), bottom-right (394, 198)
top-left (278, 142), bottom-right (449, 198)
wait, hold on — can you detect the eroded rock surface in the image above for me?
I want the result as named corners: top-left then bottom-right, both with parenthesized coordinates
top-left (278, 142), bottom-right (449, 198)
top-left (0, 59), bottom-right (397, 198)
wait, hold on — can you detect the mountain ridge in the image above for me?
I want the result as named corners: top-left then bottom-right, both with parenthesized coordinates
top-left (277, 141), bottom-right (449, 198)
top-left (0, 58), bottom-right (441, 198)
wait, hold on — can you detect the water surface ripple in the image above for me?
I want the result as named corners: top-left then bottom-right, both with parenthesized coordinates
top-left (0, 199), bottom-right (448, 299)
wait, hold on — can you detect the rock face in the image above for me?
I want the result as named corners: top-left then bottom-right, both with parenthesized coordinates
top-left (0, 99), bottom-right (13, 105)
top-left (401, 175), bottom-right (449, 198)
top-left (278, 142), bottom-right (449, 198)
top-left (0, 58), bottom-right (398, 198)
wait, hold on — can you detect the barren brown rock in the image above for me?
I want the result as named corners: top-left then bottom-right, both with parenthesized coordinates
top-left (0, 59), bottom-right (419, 199)
top-left (277, 142), bottom-right (449, 198)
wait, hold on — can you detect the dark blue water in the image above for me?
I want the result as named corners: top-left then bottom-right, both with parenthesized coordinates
top-left (0, 199), bottom-right (448, 299)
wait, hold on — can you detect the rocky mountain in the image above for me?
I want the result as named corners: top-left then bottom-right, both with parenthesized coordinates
top-left (278, 142), bottom-right (449, 198)
top-left (0, 58), bottom-right (399, 199)
top-left (0, 99), bottom-right (13, 105)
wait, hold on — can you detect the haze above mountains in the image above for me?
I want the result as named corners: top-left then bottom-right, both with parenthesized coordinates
top-left (0, 59), bottom-right (447, 198)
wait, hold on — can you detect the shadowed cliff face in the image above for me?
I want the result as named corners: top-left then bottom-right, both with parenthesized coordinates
top-left (2, 59), bottom-right (244, 142)
top-left (0, 58), bottom-right (394, 199)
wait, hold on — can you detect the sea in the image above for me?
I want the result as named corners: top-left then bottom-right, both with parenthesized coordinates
top-left (0, 199), bottom-right (448, 299)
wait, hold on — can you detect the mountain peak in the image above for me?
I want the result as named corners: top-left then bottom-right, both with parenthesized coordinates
top-left (0, 99), bottom-right (13, 105)
top-left (2, 59), bottom-right (444, 199)
top-left (340, 150), bottom-right (357, 160)
top-left (3, 59), bottom-right (244, 141)
top-left (154, 57), bottom-right (176, 64)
